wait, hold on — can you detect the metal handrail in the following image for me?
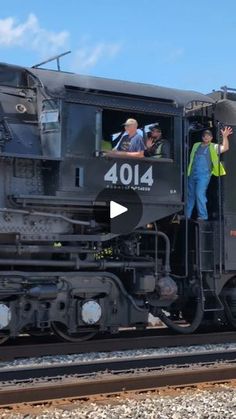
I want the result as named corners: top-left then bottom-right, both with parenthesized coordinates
top-left (217, 122), bottom-right (223, 274)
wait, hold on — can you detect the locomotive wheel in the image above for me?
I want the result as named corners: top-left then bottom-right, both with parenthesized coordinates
top-left (220, 277), bottom-right (236, 329)
top-left (28, 328), bottom-right (52, 337)
top-left (180, 298), bottom-right (197, 323)
top-left (0, 332), bottom-right (9, 344)
top-left (51, 321), bottom-right (97, 342)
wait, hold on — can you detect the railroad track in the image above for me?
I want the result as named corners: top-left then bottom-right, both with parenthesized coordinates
top-left (1, 329), bottom-right (236, 361)
top-left (1, 349), bottom-right (236, 406)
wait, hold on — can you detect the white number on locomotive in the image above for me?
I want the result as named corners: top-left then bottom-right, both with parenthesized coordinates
top-left (104, 163), bottom-right (153, 187)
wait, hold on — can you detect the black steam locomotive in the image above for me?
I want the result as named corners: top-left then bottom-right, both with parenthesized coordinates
top-left (0, 60), bottom-right (236, 343)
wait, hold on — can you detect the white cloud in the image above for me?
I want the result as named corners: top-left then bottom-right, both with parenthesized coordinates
top-left (165, 47), bottom-right (184, 64)
top-left (0, 14), bottom-right (122, 69)
top-left (73, 42), bottom-right (122, 71)
top-left (0, 14), bottom-right (69, 56)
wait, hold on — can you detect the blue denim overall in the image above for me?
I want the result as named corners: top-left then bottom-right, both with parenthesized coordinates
top-left (187, 145), bottom-right (212, 220)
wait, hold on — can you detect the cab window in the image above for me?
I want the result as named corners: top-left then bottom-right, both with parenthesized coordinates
top-left (0, 66), bottom-right (28, 88)
top-left (101, 109), bottom-right (175, 161)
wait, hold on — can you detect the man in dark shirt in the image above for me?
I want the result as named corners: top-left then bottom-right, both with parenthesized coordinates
top-left (144, 125), bottom-right (170, 158)
top-left (106, 118), bottom-right (145, 157)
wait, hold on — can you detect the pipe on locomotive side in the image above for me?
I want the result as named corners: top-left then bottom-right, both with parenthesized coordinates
top-left (0, 259), bottom-right (155, 268)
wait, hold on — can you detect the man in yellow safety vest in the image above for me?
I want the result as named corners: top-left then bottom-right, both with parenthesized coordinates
top-left (187, 126), bottom-right (233, 220)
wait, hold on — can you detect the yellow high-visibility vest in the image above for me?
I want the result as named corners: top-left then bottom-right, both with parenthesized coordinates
top-left (187, 142), bottom-right (226, 177)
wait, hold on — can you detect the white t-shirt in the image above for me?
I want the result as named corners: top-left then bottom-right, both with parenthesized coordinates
top-left (214, 143), bottom-right (224, 154)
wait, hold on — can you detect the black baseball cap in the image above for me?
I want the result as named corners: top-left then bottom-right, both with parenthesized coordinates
top-left (150, 124), bottom-right (161, 131)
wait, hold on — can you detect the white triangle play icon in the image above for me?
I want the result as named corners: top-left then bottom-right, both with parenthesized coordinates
top-left (110, 201), bottom-right (128, 219)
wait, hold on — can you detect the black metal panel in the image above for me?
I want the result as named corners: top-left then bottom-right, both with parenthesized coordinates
top-left (0, 84), bottom-right (41, 157)
top-left (4, 123), bottom-right (41, 155)
top-left (29, 66), bottom-right (214, 108)
top-left (64, 89), bottom-right (181, 116)
top-left (62, 103), bottom-right (97, 157)
top-left (221, 142), bottom-right (236, 215)
top-left (224, 215), bottom-right (236, 271)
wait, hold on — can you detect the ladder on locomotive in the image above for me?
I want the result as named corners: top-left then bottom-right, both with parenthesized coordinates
top-left (196, 221), bottom-right (224, 312)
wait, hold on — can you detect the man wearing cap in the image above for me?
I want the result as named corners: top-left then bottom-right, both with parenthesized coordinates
top-left (106, 118), bottom-right (145, 157)
top-left (144, 125), bottom-right (170, 158)
top-left (187, 126), bottom-right (233, 220)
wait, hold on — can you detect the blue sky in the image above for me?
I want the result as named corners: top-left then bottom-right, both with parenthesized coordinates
top-left (0, 0), bottom-right (235, 93)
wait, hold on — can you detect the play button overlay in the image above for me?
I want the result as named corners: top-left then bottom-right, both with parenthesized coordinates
top-left (110, 201), bottom-right (128, 219)
top-left (94, 188), bottom-right (143, 235)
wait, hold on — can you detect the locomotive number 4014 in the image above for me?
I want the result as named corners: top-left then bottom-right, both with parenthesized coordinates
top-left (104, 163), bottom-right (154, 186)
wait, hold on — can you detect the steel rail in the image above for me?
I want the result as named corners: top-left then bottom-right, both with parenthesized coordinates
top-left (0, 330), bottom-right (236, 361)
top-left (1, 354), bottom-right (236, 406)
top-left (1, 348), bottom-right (236, 381)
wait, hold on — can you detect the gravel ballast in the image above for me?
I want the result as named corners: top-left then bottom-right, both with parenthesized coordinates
top-left (1, 342), bottom-right (236, 369)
